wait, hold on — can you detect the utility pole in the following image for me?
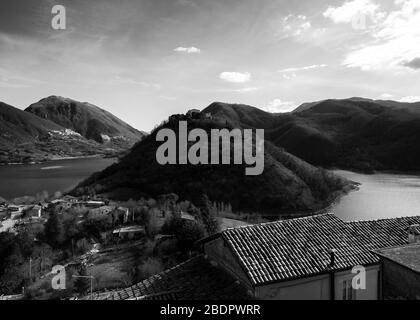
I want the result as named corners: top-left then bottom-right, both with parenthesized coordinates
top-left (28, 258), bottom-right (32, 284)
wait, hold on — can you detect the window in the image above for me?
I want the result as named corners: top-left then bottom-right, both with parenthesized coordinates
top-left (342, 280), bottom-right (355, 300)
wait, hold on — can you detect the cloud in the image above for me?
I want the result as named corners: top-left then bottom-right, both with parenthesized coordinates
top-left (323, 0), bottom-right (384, 24)
top-left (219, 72), bottom-right (251, 83)
top-left (279, 64), bottom-right (328, 73)
top-left (113, 76), bottom-right (161, 90)
top-left (174, 46), bottom-right (201, 54)
top-left (402, 57), bottom-right (420, 70)
top-left (378, 93), bottom-right (394, 99)
top-left (398, 96), bottom-right (420, 103)
top-left (234, 87), bottom-right (258, 93)
top-left (281, 15), bottom-right (312, 38)
top-left (263, 99), bottom-right (297, 113)
top-left (343, 0), bottom-right (420, 71)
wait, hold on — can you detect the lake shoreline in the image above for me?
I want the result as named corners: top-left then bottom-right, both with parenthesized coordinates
top-left (0, 154), bottom-right (114, 167)
top-left (0, 157), bottom-right (117, 201)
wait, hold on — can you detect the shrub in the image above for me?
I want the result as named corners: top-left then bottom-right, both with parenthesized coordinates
top-left (136, 258), bottom-right (164, 280)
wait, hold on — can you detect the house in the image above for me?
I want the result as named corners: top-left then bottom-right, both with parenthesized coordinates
top-left (117, 207), bottom-right (130, 223)
top-left (84, 200), bottom-right (106, 208)
top-left (186, 109), bottom-right (201, 119)
top-left (373, 226), bottom-right (420, 300)
top-left (112, 225), bottom-right (146, 240)
top-left (89, 206), bottom-right (116, 218)
top-left (173, 211), bottom-right (195, 222)
top-left (62, 195), bottom-right (78, 203)
top-left (50, 199), bottom-right (73, 211)
top-left (26, 205), bottom-right (43, 218)
top-left (7, 205), bottom-right (25, 219)
top-left (201, 214), bottom-right (420, 300)
top-left (89, 214), bottom-right (420, 300)
top-left (374, 244), bottom-right (420, 300)
top-left (203, 112), bottom-right (213, 120)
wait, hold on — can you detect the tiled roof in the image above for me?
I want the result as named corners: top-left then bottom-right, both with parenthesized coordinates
top-left (375, 243), bottom-right (420, 274)
top-left (221, 214), bottom-right (420, 286)
top-left (91, 255), bottom-right (252, 300)
top-left (83, 214), bottom-right (420, 299)
top-left (348, 216), bottom-right (420, 248)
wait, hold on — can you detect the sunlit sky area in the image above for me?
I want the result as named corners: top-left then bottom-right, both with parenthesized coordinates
top-left (1, 0), bottom-right (419, 131)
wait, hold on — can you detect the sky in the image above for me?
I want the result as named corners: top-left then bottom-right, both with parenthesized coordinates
top-left (0, 0), bottom-right (419, 131)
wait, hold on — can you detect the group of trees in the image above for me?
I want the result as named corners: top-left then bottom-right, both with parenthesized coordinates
top-left (0, 230), bottom-right (40, 294)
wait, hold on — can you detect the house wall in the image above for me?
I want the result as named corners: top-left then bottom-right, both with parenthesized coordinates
top-left (381, 259), bottom-right (420, 300)
top-left (256, 266), bottom-right (379, 300)
top-left (256, 274), bottom-right (330, 300)
top-left (204, 238), bottom-right (380, 300)
top-left (204, 238), bottom-right (253, 291)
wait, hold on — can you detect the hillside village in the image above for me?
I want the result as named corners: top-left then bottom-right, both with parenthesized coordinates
top-left (3, 190), bottom-right (420, 300)
top-left (0, 191), bottom-right (246, 300)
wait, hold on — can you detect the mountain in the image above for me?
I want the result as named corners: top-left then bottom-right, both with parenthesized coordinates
top-left (0, 98), bottom-right (144, 164)
top-left (204, 99), bottom-right (420, 172)
top-left (26, 96), bottom-right (144, 147)
top-left (73, 115), bottom-right (351, 217)
top-left (0, 102), bottom-right (99, 164)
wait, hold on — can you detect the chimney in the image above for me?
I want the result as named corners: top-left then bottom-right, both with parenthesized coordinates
top-left (329, 249), bottom-right (337, 268)
top-left (408, 225), bottom-right (420, 244)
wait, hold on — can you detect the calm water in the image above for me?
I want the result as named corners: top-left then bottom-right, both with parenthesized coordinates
top-left (332, 170), bottom-right (420, 221)
top-left (0, 158), bottom-right (116, 200)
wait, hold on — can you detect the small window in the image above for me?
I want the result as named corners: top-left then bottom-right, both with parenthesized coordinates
top-left (342, 280), bottom-right (355, 300)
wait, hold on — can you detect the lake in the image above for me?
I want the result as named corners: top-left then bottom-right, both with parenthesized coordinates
top-left (331, 170), bottom-right (420, 221)
top-left (0, 157), bottom-right (116, 200)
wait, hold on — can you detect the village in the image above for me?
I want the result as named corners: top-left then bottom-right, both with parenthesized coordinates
top-left (0, 191), bottom-right (253, 300)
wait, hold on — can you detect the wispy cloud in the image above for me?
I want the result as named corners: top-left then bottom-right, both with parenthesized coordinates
top-left (323, 0), bottom-right (384, 24)
top-left (343, 0), bottom-right (420, 71)
top-left (174, 46), bottom-right (201, 53)
top-left (279, 64), bottom-right (328, 73)
top-left (398, 96), bottom-right (420, 103)
top-left (378, 93), bottom-right (394, 99)
top-left (219, 72), bottom-right (251, 83)
top-left (402, 57), bottom-right (420, 70)
top-left (263, 99), bottom-right (297, 113)
top-left (234, 87), bottom-right (258, 93)
top-left (280, 14), bottom-right (312, 38)
top-left (113, 76), bottom-right (161, 90)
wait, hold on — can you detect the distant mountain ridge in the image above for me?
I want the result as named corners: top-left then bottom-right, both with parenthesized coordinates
top-left (205, 98), bottom-right (420, 172)
top-left (26, 96), bottom-right (144, 145)
top-left (0, 97), bottom-right (145, 164)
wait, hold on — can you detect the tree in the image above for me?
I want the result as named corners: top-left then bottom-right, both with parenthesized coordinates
top-left (44, 213), bottom-right (65, 248)
top-left (73, 265), bottom-right (89, 294)
top-left (196, 194), bottom-right (219, 235)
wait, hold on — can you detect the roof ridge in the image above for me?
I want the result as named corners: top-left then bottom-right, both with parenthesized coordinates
top-left (347, 215), bottom-right (420, 224)
top-left (222, 213), bottom-right (336, 232)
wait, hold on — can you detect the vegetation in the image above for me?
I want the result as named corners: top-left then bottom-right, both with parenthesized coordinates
top-left (205, 100), bottom-right (420, 172)
top-left (74, 116), bottom-right (349, 217)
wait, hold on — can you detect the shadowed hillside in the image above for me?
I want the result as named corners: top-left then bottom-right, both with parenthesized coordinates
top-left (205, 99), bottom-right (420, 173)
top-left (73, 116), bottom-right (350, 217)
